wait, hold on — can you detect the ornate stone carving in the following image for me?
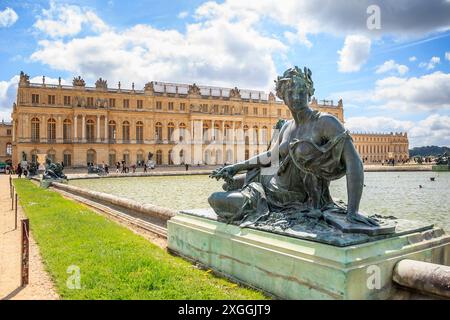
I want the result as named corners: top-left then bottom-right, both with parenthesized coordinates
top-left (338, 99), bottom-right (343, 108)
top-left (268, 92), bottom-right (276, 102)
top-left (188, 83), bottom-right (201, 96)
top-left (73, 76), bottom-right (86, 87)
top-left (73, 96), bottom-right (86, 107)
top-left (19, 71), bottom-right (30, 86)
top-left (95, 77), bottom-right (108, 90)
top-left (144, 81), bottom-right (154, 93)
top-left (229, 87), bottom-right (241, 99)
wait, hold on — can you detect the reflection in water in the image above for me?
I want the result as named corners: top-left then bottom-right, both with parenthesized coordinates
top-left (70, 172), bottom-right (450, 231)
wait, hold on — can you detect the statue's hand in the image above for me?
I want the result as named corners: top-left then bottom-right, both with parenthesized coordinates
top-left (209, 165), bottom-right (238, 181)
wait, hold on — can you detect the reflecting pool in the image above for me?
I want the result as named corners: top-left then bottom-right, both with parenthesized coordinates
top-left (70, 172), bottom-right (450, 231)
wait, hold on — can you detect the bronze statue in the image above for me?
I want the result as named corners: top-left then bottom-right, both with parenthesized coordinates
top-left (43, 157), bottom-right (67, 180)
top-left (208, 66), bottom-right (382, 233)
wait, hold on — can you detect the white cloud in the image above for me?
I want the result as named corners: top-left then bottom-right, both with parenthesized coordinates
top-left (375, 59), bottom-right (409, 75)
top-left (0, 7), bottom-right (18, 27)
top-left (30, 2), bottom-right (286, 91)
top-left (336, 71), bottom-right (450, 112)
top-left (337, 35), bottom-right (371, 73)
top-left (419, 56), bottom-right (441, 70)
top-left (445, 52), bottom-right (450, 61)
top-left (34, 0), bottom-right (109, 38)
top-left (346, 114), bottom-right (450, 147)
top-left (177, 11), bottom-right (189, 19)
top-left (409, 56), bottom-right (417, 62)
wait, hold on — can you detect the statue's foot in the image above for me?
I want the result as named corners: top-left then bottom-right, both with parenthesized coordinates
top-left (305, 209), bottom-right (323, 219)
top-left (347, 212), bottom-right (379, 227)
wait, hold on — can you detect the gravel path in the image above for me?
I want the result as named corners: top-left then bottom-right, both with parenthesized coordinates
top-left (0, 175), bottom-right (58, 300)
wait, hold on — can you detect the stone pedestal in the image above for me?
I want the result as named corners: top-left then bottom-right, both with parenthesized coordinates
top-left (168, 210), bottom-right (450, 300)
top-left (432, 164), bottom-right (450, 172)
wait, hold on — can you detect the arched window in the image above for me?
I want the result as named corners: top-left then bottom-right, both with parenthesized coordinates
top-left (47, 149), bottom-right (56, 163)
top-left (226, 149), bottom-right (233, 163)
top-left (203, 123), bottom-right (209, 143)
top-left (213, 123), bottom-right (220, 141)
top-left (262, 126), bottom-right (268, 145)
top-left (168, 122), bottom-right (175, 142)
top-left (244, 149), bottom-right (249, 160)
top-left (63, 119), bottom-right (72, 142)
top-left (253, 126), bottom-right (259, 145)
top-left (224, 124), bottom-right (231, 141)
top-left (168, 149), bottom-right (174, 165)
top-left (47, 118), bottom-right (56, 142)
top-left (136, 150), bottom-right (144, 165)
top-left (243, 125), bottom-right (249, 145)
top-left (63, 150), bottom-right (72, 167)
top-left (31, 118), bottom-right (40, 142)
top-left (108, 120), bottom-right (116, 142)
top-left (87, 149), bottom-right (96, 165)
top-left (108, 150), bottom-right (116, 166)
top-left (122, 121), bottom-right (130, 142)
top-left (215, 149), bottom-right (222, 164)
top-left (204, 150), bottom-right (211, 164)
top-left (179, 150), bottom-right (185, 164)
top-left (155, 122), bottom-right (162, 142)
top-left (156, 150), bottom-right (163, 165)
top-left (179, 123), bottom-right (186, 142)
top-left (136, 121), bottom-right (144, 143)
top-left (86, 119), bottom-right (95, 142)
top-left (31, 149), bottom-right (38, 163)
top-left (6, 143), bottom-right (12, 156)
top-left (122, 150), bottom-right (130, 164)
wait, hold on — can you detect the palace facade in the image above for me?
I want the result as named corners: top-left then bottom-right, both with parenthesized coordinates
top-left (0, 120), bottom-right (12, 164)
top-left (10, 72), bottom-right (408, 167)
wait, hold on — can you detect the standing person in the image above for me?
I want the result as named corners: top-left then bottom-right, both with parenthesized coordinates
top-left (105, 163), bottom-right (109, 174)
top-left (116, 162), bottom-right (120, 173)
top-left (185, 163), bottom-right (189, 171)
top-left (143, 163), bottom-right (147, 173)
top-left (17, 164), bottom-right (22, 178)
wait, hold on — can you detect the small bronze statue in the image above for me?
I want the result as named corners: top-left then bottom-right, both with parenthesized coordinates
top-left (43, 157), bottom-right (67, 180)
top-left (208, 66), bottom-right (385, 234)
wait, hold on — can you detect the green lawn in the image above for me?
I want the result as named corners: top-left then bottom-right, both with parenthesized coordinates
top-left (14, 179), bottom-right (267, 300)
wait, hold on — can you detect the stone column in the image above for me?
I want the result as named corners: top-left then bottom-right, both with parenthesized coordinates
top-left (104, 115), bottom-right (108, 142)
top-left (211, 120), bottom-right (215, 141)
top-left (57, 115), bottom-right (63, 143)
top-left (97, 115), bottom-right (101, 143)
top-left (41, 115), bottom-right (46, 143)
top-left (81, 115), bottom-right (86, 142)
top-left (74, 115), bottom-right (78, 142)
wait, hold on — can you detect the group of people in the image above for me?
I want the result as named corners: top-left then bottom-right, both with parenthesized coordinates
top-left (115, 161), bottom-right (152, 174)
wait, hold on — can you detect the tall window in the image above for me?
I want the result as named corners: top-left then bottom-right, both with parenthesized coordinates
top-left (47, 150), bottom-right (56, 163)
top-left (213, 123), bottom-right (219, 141)
top-left (87, 97), bottom-right (94, 107)
top-left (244, 125), bottom-right (249, 145)
top-left (253, 107), bottom-right (258, 115)
top-left (64, 96), bottom-right (71, 106)
top-left (137, 100), bottom-right (143, 109)
top-left (156, 101), bottom-right (162, 110)
top-left (63, 151), bottom-right (72, 167)
top-left (86, 119), bottom-right (95, 142)
top-left (168, 122), bottom-right (175, 142)
top-left (156, 150), bottom-right (163, 165)
top-left (47, 118), bottom-right (56, 142)
top-left (263, 108), bottom-right (267, 116)
top-left (31, 118), bottom-right (40, 142)
top-left (224, 124), bottom-right (231, 141)
top-left (87, 149), bottom-right (96, 165)
top-left (122, 121), bottom-right (130, 142)
top-left (123, 99), bottom-right (129, 108)
top-left (136, 151), bottom-right (144, 165)
top-left (32, 94), bottom-right (40, 104)
top-left (136, 121), bottom-right (144, 142)
top-left (155, 122), bottom-right (162, 142)
top-left (6, 143), bottom-right (12, 156)
top-left (123, 151), bottom-right (130, 164)
top-left (180, 103), bottom-right (185, 111)
top-left (109, 151), bottom-right (116, 166)
top-left (203, 123), bottom-right (209, 143)
top-left (243, 106), bottom-right (248, 114)
top-left (63, 119), bottom-right (72, 142)
top-left (109, 98), bottom-right (116, 108)
top-left (168, 102), bottom-right (174, 110)
top-left (179, 123), bottom-right (186, 142)
top-left (262, 126), bottom-right (268, 145)
top-left (168, 150), bottom-right (174, 165)
top-left (48, 95), bottom-right (56, 105)
top-left (253, 126), bottom-right (259, 145)
top-left (223, 105), bottom-right (229, 114)
top-left (108, 121), bottom-right (116, 142)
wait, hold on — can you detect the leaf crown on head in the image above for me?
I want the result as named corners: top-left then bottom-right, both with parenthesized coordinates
top-left (275, 66), bottom-right (315, 100)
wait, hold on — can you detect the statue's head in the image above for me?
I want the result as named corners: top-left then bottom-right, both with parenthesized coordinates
top-left (275, 66), bottom-right (315, 109)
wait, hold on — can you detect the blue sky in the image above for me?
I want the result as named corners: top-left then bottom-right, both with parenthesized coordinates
top-left (0, 0), bottom-right (449, 147)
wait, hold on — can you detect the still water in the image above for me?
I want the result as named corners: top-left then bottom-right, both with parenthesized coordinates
top-left (70, 172), bottom-right (450, 231)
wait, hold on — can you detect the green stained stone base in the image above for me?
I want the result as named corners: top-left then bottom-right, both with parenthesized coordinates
top-left (167, 212), bottom-right (450, 300)
top-left (432, 165), bottom-right (450, 172)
